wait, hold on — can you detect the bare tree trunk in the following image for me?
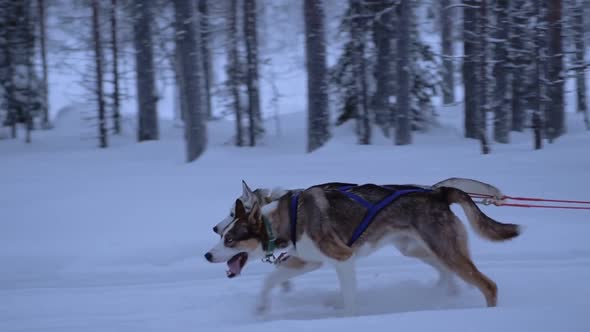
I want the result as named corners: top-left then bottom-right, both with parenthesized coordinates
top-left (441, 0), bottom-right (455, 104)
top-left (371, 0), bottom-right (393, 137)
top-left (350, 0), bottom-right (370, 145)
top-left (198, 0), bottom-right (212, 120)
top-left (227, 0), bottom-right (243, 146)
top-left (173, 0), bottom-right (206, 162)
top-left (2, 1), bottom-right (18, 139)
top-left (173, 42), bottom-right (186, 124)
top-left (509, 0), bottom-right (526, 132)
top-left (571, 0), bottom-right (587, 122)
top-left (533, 0), bottom-right (545, 150)
top-left (244, 0), bottom-right (262, 146)
top-left (462, 0), bottom-right (478, 139)
top-left (478, 0), bottom-right (490, 154)
top-left (395, 0), bottom-right (411, 145)
top-left (110, 0), bottom-right (121, 134)
top-left (25, 0), bottom-right (34, 143)
top-left (38, 0), bottom-right (50, 129)
top-left (133, 0), bottom-right (158, 141)
top-left (91, 0), bottom-right (107, 148)
top-left (0, 2), bottom-right (9, 137)
top-left (546, 0), bottom-right (564, 141)
top-left (304, 0), bottom-right (330, 152)
top-left (493, 0), bottom-right (510, 143)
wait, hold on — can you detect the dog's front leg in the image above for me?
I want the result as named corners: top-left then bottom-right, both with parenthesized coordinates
top-left (256, 257), bottom-right (322, 313)
top-left (333, 259), bottom-right (358, 316)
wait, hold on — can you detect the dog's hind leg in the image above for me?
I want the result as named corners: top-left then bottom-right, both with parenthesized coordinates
top-left (393, 237), bottom-right (458, 295)
top-left (415, 216), bottom-right (498, 307)
top-left (256, 257), bottom-right (322, 314)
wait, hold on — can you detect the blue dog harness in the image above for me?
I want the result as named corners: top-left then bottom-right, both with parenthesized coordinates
top-left (289, 184), bottom-right (432, 248)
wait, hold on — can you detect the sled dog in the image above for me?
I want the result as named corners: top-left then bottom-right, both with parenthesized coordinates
top-left (205, 182), bottom-right (519, 314)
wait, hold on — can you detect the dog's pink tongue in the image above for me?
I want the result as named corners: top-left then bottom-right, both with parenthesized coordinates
top-left (227, 259), bottom-right (242, 277)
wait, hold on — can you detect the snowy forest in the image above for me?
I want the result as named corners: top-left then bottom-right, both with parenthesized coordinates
top-left (0, 0), bottom-right (589, 160)
top-left (3, 1), bottom-right (590, 330)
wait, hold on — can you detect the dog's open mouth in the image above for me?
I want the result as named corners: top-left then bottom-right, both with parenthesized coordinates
top-left (226, 252), bottom-right (248, 278)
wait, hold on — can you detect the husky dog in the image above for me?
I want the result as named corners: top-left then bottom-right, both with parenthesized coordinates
top-left (211, 179), bottom-right (505, 292)
top-left (212, 178), bottom-right (505, 235)
top-left (205, 183), bottom-right (520, 314)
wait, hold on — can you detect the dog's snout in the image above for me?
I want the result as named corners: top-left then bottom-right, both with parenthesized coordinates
top-left (204, 252), bottom-right (213, 262)
top-left (213, 226), bottom-right (218, 233)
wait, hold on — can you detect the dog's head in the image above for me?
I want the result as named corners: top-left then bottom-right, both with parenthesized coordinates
top-left (212, 180), bottom-right (259, 236)
top-left (204, 198), bottom-right (268, 278)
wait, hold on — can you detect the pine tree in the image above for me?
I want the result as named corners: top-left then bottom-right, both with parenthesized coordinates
top-left (0, 1), bottom-right (6, 135)
top-left (409, 16), bottom-right (440, 132)
top-left (0, 0), bottom-right (44, 141)
top-left (350, 0), bottom-right (370, 145)
top-left (38, 0), bottom-right (51, 129)
top-left (492, 0), bottom-right (510, 143)
top-left (330, 1), bottom-right (440, 142)
top-left (227, 0), bottom-right (243, 146)
top-left (507, 0), bottom-right (527, 132)
top-left (304, 0), bottom-right (330, 152)
top-left (370, 0), bottom-right (394, 137)
top-left (23, 0), bottom-right (34, 143)
top-left (462, 0), bottom-right (479, 139)
top-left (110, 0), bottom-right (121, 134)
top-left (546, 0), bottom-right (564, 141)
top-left (477, 0), bottom-right (490, 154)
top-left (441, 0), bottom-right (455, 104)
top-left (569, 0), bottom-right (587, 127)
top-left (133, 0), bottom-right (159, 141)
top-left (244, 0), bottom-right (262, 146)
top-left (532, 0), bottom-right (546, 150)
top-left (0, 1), bottom-right (17, 138)
top-left (91, 0), bottom-right (107, 148)
top-left (173, 0), bottom-right (206, 162)
top-left (198, 0), bottom-right (213, 121)
top-left (395, 0), bottom-right (411, 145)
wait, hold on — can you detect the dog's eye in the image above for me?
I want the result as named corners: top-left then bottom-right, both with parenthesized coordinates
top-left (230, 212), bottom-right (235, 218)
top-left (225, 237), bottom-right (234, 245)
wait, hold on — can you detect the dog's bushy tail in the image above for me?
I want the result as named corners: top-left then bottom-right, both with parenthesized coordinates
top-left (442, 187), bottom-right (521, 241)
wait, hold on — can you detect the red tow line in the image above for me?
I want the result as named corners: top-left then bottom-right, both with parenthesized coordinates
top-left (468, 193), bottom-right (590, 210)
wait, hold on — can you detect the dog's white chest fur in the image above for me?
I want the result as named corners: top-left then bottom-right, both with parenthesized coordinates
top-left (294, 234), bottom-right (339, 263)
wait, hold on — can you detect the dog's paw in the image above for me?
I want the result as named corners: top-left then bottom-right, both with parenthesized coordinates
top-left (446, 282), bottom-right (460, 296)
top-left (434, 277), bottom-right (460, 296)
top-left (280, 280), bottom-right (293, 293)
top-left (323, 296), bottom-right (345, 309)
top-left (339, 305), bottom-right (359, 317)
top-left (255, 300), bottom-right (269, 315)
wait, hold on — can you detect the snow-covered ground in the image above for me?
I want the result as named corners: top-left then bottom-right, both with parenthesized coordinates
top-left (2, 0), bottom-right (589, 329)
top-left (1, 105), bottom-right (589, 331)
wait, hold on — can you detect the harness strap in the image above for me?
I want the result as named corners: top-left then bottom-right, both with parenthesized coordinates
top-left (288, 185), bottom-right (432, 249)
top-left (346, 188), bottom-right (430, 246)
top-left (290, 192), bottom-right (300, 248)
top-left (337, 185), bottom-right (357, 192)
top-left (339, 189), bottom-right (373, 208)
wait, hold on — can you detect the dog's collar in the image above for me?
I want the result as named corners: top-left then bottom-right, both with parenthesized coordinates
top-left (261, 214), bottom-right (277, 263)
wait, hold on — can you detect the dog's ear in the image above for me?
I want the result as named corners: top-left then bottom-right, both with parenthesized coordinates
top-left (242, 180), bottom-right (254, 197)
top-left (235, 198), bottom-right (246, 218)
top-left (249, 201), bottom-right (262, 224)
